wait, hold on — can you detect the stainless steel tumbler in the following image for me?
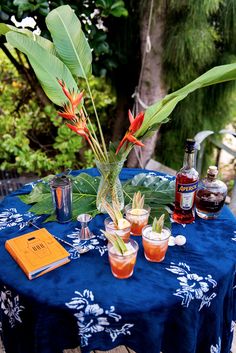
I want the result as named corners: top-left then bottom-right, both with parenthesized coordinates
top-left (50, 175), bottom-right (72, 223)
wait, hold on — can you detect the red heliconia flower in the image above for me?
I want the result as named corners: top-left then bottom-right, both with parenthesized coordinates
top-left (57, 79), bottom-right (71, 102)
top-left (128, 110), bottom-right (144, 133)
top-left (58, 104), bottom-right (76, 120)
top-left (116, 110), bottom-right (145, 154)
top-left (66, 118), bottom-right (90, 142)
top-left (57, 79), bottom-right (83, 111)
top-left (70, 90), bottom-right (84, 111)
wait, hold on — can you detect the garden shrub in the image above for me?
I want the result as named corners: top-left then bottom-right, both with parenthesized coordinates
top-left (0, 51), bottom-right (116, 176)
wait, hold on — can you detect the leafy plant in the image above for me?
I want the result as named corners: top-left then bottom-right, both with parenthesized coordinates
top-left (18, 172), bottom-right (175, 223)
top-left (0, 50), bottom-right (115, 175)
top-left (1, 4), bottom-right (236, 166)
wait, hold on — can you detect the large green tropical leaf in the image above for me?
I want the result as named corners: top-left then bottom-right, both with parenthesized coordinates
top-left (123, 173), bottom-right (175, 227)
top-left (6, 31), bottom-right (78, 106)
top-left (18, 173), bottom-right (174, 225)
top-left (46, 5), bottom-right (92, 79)
top-left (138, 63), bottom-right (236, 137)
top-left (0, 23), bottom-right (56, 54)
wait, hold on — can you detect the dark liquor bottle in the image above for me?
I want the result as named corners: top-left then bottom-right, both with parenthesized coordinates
top-left (196, 166), bottom-right (227, 219)
top-left (173, 139), bottom-right (199, 224)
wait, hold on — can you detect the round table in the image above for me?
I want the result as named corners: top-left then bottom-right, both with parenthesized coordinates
top-left (0, 168), bottom-right (235, 353)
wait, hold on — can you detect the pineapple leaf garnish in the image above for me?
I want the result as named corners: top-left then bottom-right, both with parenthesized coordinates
top-left (101, 198), bottom-right (123, 226)
top-left (101, 230), bottom-right (127, 255)
top-left (152, 214), bottom-right (165, 233)
top-left (132, 191), bottom-right (145, 209)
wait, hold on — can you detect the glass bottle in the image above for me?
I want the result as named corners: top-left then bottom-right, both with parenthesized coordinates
top-left (196, 166), bottom-right (227, 219)
top-left (173, 139), bottom-right (199, 224)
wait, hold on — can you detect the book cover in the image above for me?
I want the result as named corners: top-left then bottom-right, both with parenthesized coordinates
top-left (5, 228), bottom-right (70, 280)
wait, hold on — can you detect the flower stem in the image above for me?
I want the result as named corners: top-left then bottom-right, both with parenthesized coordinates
top-left (84, 77), bottom-right (108, 160)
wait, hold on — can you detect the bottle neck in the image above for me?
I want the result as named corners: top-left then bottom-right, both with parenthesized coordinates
top-left (207, 173), bottom-right (217, 182)
top-left (183, 151), bottom-right (195, 169)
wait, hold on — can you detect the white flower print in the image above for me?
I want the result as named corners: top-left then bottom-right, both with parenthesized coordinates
top-left (231, 321), bottom-right (236, 332)
top-left (106, 324), bottom-right (134, 342)
top-left (166, 262), bottom-right (217, 310)
top-left (66, 229), bottom-right (107, 259)
top-left (0, 287), bottom-right (24, 328)
top-left (210, 337), bottom-right (221, 353)
top-left (66, 289), bottom-right (134, 347)
top-left (0, 208), bottom-right (39, 231)
top-left (232, 231), bottom-right (236, 241)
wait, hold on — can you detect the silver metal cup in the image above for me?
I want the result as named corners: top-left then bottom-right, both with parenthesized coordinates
top-left (50, 175), bottom-right (72, 223)
top-left (77, 214), bottom-right (93, 240)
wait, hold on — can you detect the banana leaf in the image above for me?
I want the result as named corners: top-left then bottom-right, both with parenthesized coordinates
top-left (6, 31), bottom-right (78, 106)
top-left (2, 5), bottom-right (236, 130)
top-left (123, 173), bottom-right (175, 227)
top-left (0, 23), bottom-right (56, 55)
top-left (46, 5), bottom-right (92, 79)
top-left (18, 173), bottom-right (174, 225)
top-left (138, 63), bottom-right (236, 138)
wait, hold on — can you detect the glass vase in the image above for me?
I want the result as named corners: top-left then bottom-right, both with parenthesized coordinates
top-left (95, 159), bottom-right (125, 213)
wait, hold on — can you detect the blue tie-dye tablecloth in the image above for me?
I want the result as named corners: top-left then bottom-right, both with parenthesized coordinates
top-left (0, 168), bottom-right (235, 353)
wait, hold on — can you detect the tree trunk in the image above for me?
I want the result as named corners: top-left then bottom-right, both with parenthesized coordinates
top-left (127, 0), bottom-right (167, 168)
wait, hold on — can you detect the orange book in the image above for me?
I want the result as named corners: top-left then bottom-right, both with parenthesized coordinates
top-left (5, 228), bottom-right (70, 280)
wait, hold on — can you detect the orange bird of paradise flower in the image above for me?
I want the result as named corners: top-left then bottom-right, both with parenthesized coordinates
top-left (116, 110), bottom-right (145, 154)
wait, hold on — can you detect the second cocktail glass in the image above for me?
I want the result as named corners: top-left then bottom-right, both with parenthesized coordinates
top-left (125, 204), bottom-right (150, 236)
top-left (104, 217), bottom-right (131, 242)
top-left (142, 225), bottom-right (170, 262)
top-left (107, 239), bottom-right (139, 279)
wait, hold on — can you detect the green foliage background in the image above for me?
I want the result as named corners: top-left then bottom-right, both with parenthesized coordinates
top-left (159, 0), bottom-right (236, 172)
top-left (0, 0), bottom-right (236, 177)
top-left (0, 50), bottom-right (116, 175)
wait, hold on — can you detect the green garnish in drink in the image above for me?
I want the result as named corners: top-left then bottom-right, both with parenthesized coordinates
top-left (101, 230), bottom-right (128, 255)
top-left (152, 214), bottom-right (165, 233)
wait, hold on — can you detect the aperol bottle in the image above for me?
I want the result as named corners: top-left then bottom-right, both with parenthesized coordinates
top-left (173, 139), bottom-right (199, 224)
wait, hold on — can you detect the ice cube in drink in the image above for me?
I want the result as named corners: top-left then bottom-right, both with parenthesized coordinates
top-left (107, 239), bottom-right (139, 279)
top-left (104, 217), bottom-right (131, 242)
top-left (142, 225), bottom-right (170, 262)
top-left (125, 205), bottom-right (150, 236)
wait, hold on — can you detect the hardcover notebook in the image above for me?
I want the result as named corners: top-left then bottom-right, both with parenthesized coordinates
top-left (5, 228), bottom-right (70, 280)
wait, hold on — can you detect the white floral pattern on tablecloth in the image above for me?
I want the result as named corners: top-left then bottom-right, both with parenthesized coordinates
top-left (0, 287), bottom-right (24, 328)
top-left (232, 231), bottom-right (236, 241)
top-left (65, 289), bottom-right (134, 347)
top-left (231, 321), bottom-right (236, 332)
top-left (166, 262), bottom-right (217, 311)
top-left (66, 229), bottom-right (107, 259)
top-left (210, 337), bottom-right (221, 353)
top-left (0, 208), bottom-right (39, 231)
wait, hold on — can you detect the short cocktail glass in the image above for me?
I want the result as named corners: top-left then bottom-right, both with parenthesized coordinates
top-left (142, 225), bottom-right (170, 262)
top-left (107, 239), bottom-right (139, 279)
top-left (104, 217), bottom-right (131, 242)
top-left (125, 204), bottom-right (150, 236)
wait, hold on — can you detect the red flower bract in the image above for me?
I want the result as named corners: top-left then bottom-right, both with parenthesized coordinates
top-left (67, 121), bottom-right (90, 141)
top-left (57, 79), bottom-right (83, 111)
top-left (116, 110), bottom-right (145, 154)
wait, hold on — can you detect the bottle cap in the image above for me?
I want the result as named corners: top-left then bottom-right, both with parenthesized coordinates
top-left (207, 165), bottom-right (218, 176)
top-left (185, 139), bottom-right (196, 152)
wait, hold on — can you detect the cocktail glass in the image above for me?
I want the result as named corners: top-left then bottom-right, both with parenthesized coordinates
top-left (104, 217), bottom-right (131, 242)
top-left (124, 204), bottom-right (150, 236)
top-left (107, 239), bottom-right (139, 279)
top-left (142, 225), bottom-right (170, 262)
